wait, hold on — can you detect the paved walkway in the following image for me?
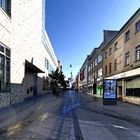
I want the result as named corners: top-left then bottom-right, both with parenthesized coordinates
top-left (79, 92), bottom-right (140, 125)
top-left (0, 91), bottom-right (140, 140)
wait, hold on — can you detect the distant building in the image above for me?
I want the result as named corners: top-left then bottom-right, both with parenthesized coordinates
top-left (0, 0), bottom-right (58, 108)
top-left (87, 30), bottom-right (118, 96)
top-left (79, 55), bottom-right (89, 92)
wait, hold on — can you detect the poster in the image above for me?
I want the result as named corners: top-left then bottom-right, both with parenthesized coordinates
top-left (103, 79), bottom-right (117, 99)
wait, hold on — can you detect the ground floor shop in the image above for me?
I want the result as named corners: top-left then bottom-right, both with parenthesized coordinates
top-left (106, 68), bottom-right (140, 105)
top-left (123, 76), bottom-right (140, 105)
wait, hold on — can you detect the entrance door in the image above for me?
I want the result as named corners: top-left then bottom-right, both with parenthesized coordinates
top-left (93, 83), bottom-right (97, 94)
top-left (118, 86), bottom-right (122, 100)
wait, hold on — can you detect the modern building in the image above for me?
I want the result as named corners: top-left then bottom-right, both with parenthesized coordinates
top-left (0, 0), bottom-right (58, 108)
top-left (103, 8), bottom-right (140, 105)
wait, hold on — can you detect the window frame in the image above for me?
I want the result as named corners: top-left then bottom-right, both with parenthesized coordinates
top-left (135, 20), bottom-right (140, 33)
top-left (135, 45), bottom-right (140, 62)
top-left (114, 59), bottom-right (117, 71)
top-left (0, 0), bottom-right (11, 17)
top-left (125, 30), bottom-right (130, 42)
top-left (105, 51), bottom-right (107, 59)
top-left (109, 47), bottom-right (112, 55)
top-left (114, 42), bottom-right (118, 51)
top-left (0, 44), bottom-right (11, 92)
top-left (109, 62), bottom-right (112, 73)
top-left (105, 65), bottom-right (107, 75)
top-left (125, 52), bottom-right (130, 66)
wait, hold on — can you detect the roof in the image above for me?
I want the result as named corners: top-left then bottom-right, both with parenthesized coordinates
top-left (104, 8), bottom-right (140, 50)
top-left (25, 60), bottom-right (45, 73)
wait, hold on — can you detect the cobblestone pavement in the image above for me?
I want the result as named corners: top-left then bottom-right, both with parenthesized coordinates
top-left (0, 91), bottom-right (140, 140)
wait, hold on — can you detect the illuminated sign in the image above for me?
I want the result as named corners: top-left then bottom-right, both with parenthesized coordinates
top-left (103, 79), bottom-right (117, 99)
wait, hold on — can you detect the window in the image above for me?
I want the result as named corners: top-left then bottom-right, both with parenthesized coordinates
top-left (114, 42), bottom-right (119, 51)
top-left (109, 62), bottom-right (112, 73)
top-left (109, 48), bottom-right (112, 55)
top-left (98, 55), bottom-right (102, 63)
top-left (125, 52), bottom-right (130, 66)
top-left (0, 45), bottom-right (10, 92)
top-left (88, 65), bottom-right (90, 72)
top-left (0, 54), bottom-right (4, 92)
top-left (105, 51), bottom-right (107, 59)
top-left (105, 65), bottom-right (107, 75)
top-left (94, 71), bottom-right (97, 79)
top-left (114, 59), bottom-right (117, 71)
top-left (135, 20), bottom-right (140, 33)
top-left (91, 63), bottom-right (92, 70)
top-left (125, 30), bottom-right (130, 42)
top-left (45, 58), bottom-right (49, 70)
top-left (135, 45), bottom-right (140, 61)
top-left (98, 68), bottom-right (102, 79)
top-left (95, 58), bottom-right (97, 66)
top-left (0, 0), bottom-right (11, 17)
top-left (92, 61), bottom-right (94, 69)
top-left (0, 45), bottom-right (4, 53)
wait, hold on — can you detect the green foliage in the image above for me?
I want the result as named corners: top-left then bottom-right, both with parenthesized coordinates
top-left (49, 68), bottom-right (67, 90)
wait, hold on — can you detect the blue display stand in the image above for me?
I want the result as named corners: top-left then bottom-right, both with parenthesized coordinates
top-left (103, 79), bottom-right (117, 105)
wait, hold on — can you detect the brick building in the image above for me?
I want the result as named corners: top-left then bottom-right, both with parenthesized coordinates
top-left (103, 8), bottom-right (140, 105)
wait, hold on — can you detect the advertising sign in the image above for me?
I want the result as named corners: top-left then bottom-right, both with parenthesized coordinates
top-left (103, 79), bottom-right (117, 105)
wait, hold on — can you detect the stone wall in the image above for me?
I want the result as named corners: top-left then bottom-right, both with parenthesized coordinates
top-left (0, 92), bottom-right (10, 108)
top-left (10, 70), bottom-right (34, 104)
top-left (124, 96), bottom-right (140, 105)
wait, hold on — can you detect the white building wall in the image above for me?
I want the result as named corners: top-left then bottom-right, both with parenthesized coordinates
top-left (0, 7), bottom-right (11, 108)
top-left (11, 0), bottom-right (57, 82)
top-left (11, 0), bottom-right (43, 83)
top-left (0, 0), bottom-right (58, 107)
top-left (0, 7), bottom-right (11, 47)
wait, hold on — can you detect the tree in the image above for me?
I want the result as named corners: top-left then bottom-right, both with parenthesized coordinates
top-left (49, 68), bottom-right (67, 96)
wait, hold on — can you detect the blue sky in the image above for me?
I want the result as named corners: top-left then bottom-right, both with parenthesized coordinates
top-left (45, 0), bottom-right (140, 79)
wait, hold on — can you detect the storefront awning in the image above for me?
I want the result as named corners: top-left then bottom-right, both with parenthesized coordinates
top-left (25, 60), bottom-right (44, 73)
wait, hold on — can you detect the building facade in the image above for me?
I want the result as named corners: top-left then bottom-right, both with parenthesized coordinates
top-left (103, 8), bottom-right (140, 105)
top-left (87, 30), bottom-right (118, 96)
top-left (0, 0), bottom-right (58, 108)
top-left (79, 55), bottom-right (89, 93)
top-left (87, 48), bottom-right (98, 94)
